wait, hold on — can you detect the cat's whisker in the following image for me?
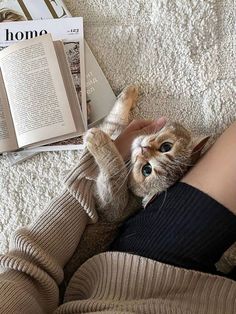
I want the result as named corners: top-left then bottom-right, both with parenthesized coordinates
top-left (158, 189), bottom-right (168, 211)
top-left (103, 160), bottom-right (132, 180)
top-left (112, 165), bottom-right (134, 198)
top-left (125, 159), bottom-right (132, 166)
top-left (125, 161), bottom-right (133, 171)
top-left (116, 165), bottom-right (133, 189)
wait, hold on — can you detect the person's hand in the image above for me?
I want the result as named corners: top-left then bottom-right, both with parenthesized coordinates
top-left (114, 117), bottom-right (167, 160)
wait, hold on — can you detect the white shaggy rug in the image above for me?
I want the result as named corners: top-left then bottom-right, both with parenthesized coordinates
top-left (0, 0), bottom-right (235, 253)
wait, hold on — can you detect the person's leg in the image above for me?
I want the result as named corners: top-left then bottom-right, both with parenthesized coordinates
top-left (181, 121), bottom-right (236, 215)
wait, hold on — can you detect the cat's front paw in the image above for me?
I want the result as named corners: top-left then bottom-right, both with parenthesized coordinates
top-left (84, 128), bottom-right (111, 153)
top-left (118, 85), bottom-right (139, 109)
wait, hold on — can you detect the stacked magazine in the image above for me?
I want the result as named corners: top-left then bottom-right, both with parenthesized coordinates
top-left (0, 0), bottom-right (116, 163)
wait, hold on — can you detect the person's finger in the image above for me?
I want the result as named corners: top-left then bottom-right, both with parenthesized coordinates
top-left (139, 117), bottom-right (167, 135)
top-left (127, 119), bottom-right (153, 131)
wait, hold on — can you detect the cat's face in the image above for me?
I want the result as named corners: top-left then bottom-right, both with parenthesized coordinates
top-left (128, 122), bottom-right (204, 204)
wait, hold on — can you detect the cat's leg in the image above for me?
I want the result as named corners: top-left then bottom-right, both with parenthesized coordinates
top-left (100, 85), bottom-right (139, 139)
top-left (85, 128), bottom-right (129, 221)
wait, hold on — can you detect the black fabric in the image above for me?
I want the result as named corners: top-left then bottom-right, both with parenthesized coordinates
top-left (110, 182), bottom-right (236, 277)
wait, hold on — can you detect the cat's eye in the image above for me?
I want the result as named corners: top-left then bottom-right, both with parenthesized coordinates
top-left (159, 142), bottom-right (173, 153)
top-left (142, 163), bottom-right (152, 177)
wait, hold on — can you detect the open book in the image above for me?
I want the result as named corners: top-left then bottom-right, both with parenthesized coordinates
top-left (0, 33), bottom-right (85, 154)
top-left (0, 16), bottom-right (87, 127)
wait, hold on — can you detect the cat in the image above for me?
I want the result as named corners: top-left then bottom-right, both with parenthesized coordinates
top-left (62, 85), bottom-right (210, 292)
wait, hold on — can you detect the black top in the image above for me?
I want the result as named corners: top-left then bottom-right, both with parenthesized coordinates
top-left (111, 182), bottom-right (236, 278)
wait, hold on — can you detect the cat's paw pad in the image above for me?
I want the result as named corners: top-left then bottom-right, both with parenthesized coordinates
top-left (84, 128), bottom-right (110, 151)
top-left (118, 85), bottom-right (139, 109)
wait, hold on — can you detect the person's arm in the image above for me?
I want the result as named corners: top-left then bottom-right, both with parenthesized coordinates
top-left (0, 118), bottom-right (166, 313)
top-left (0, 189), bottom-right (88, 313)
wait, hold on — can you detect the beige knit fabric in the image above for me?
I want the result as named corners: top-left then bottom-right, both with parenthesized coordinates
top-left (0, 150), bottom-right (235, 314)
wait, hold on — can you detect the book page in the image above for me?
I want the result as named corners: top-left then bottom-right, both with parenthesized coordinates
top-left (54, 41), bottom-right (85, 133)
top-left (0, 69), bottom-right (18, 153)
top-left (0, 34), bottom-right (78, 147)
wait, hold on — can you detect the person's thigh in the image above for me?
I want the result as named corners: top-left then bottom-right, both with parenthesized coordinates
top-left (181, 121), bottom-right (236, 215)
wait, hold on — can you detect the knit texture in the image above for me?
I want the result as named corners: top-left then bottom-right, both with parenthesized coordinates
top-left (62, 252), bottom-right (236, 314)
top-left (0, 152), bottom-right (235, 313)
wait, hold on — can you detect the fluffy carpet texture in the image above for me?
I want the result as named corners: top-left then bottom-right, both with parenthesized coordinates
top-left (0, 0), bottom-right (235, 254)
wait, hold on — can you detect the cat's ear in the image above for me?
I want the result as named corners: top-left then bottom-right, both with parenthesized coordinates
top-left (191, 136), bottom-right (211, 163)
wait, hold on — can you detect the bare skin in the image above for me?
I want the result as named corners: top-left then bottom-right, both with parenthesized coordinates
top-left (115, 120), bottom-right (236, 215)
top-left (114, 117), bottom-right (167, 160)
top-left (181, 121), bottom-right (236, 215)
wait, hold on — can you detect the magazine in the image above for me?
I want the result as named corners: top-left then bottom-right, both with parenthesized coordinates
top-left (0, 0), bottom-right (116, 163)
top-left (0, 0), bottom-right (70, 20)
top-left (85, 43), bottom-right (116, 126)
top-left (0, 33), bottom-right (86, 153)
